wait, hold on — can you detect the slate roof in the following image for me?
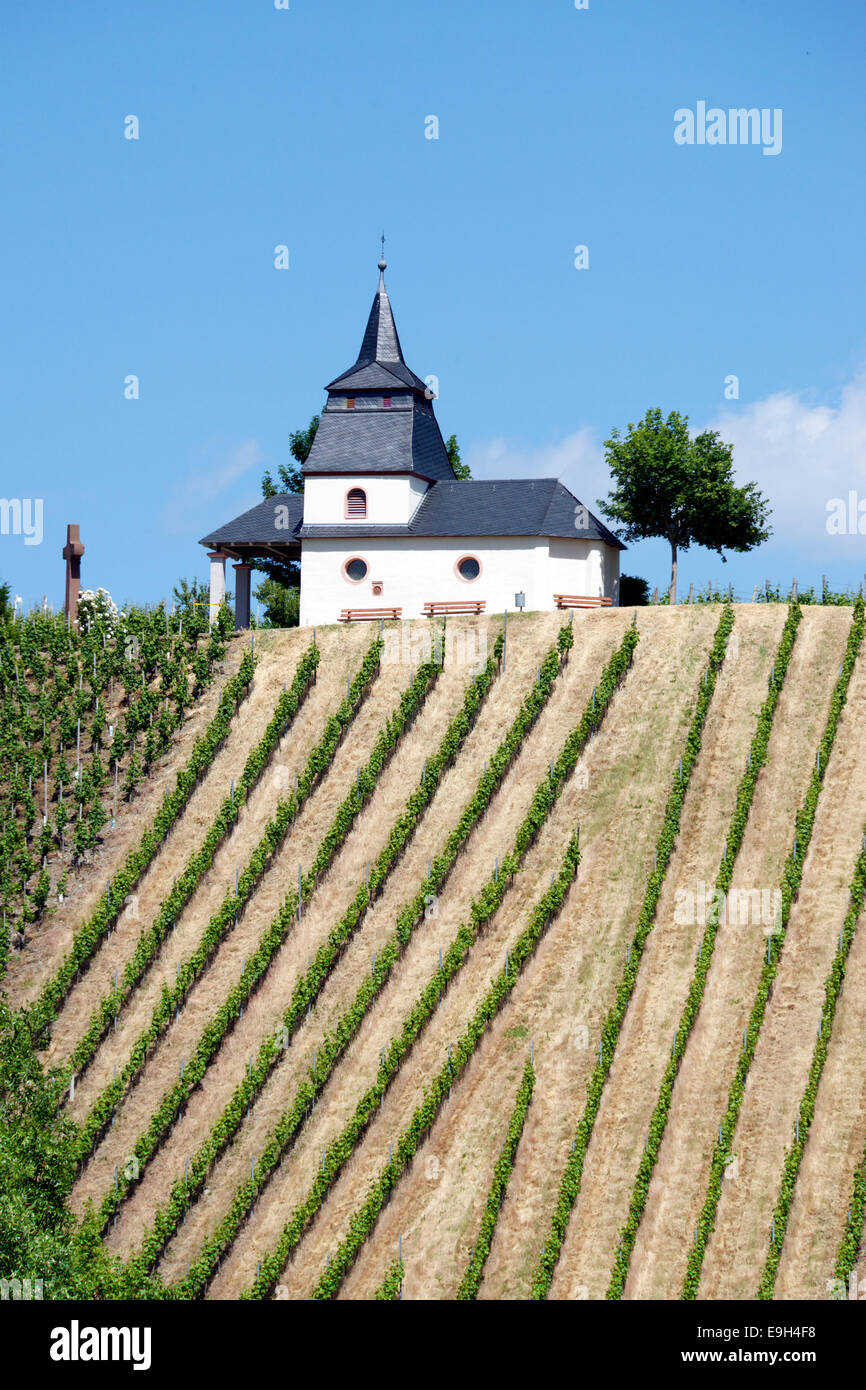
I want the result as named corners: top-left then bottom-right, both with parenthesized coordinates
top-left (326, 268), bottom-right (428, 394)
top-left (199, 481), bottom-right (624, 550)
top-left (199, 494), bottom-right (303, 548)
top-left (298, 479), bottom-right (626, 547)
top-left (303, 262), bottom-right (456, 482)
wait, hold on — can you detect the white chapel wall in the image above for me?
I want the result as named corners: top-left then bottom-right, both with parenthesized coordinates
top-left (302, 475), bottom-right (427, 526)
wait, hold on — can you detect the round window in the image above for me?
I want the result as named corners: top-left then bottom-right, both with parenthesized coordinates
top-left (345, 557), bottom-right (368, 582)
top-left (457, 556), bottom-right (480, 581)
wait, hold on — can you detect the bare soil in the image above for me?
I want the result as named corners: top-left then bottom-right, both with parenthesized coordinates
top-left (204, 608), bottom-right (716, 1299)
top-left (70, 631), bottom-right (409, 1216)
top-left (340, 608), bottom-right (720, 1303)
top-left (546, 605), bottom-right (786, 1300)
top-left (774, 883), bottom-right (866, 1299)
top-left (624, 607), bottom-right (854, 1300)
top-left (699, 623), bottom-right (866, 1298)
top-left (152, 612), bottom-right (576, 1278)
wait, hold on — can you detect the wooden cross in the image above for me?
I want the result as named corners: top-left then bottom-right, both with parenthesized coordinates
top-left (62, 523), bottom-right (84, 627)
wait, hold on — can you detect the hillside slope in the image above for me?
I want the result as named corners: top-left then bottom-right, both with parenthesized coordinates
top-left (5, 606), bottom-right (866, 1302)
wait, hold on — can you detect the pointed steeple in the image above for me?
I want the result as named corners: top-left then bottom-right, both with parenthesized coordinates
top-left (304, 251), bottom-right (456, 483)
top-left (355, 258), bottom-right (404, 364)
top-left (326, 254), bottom-right (428, 393)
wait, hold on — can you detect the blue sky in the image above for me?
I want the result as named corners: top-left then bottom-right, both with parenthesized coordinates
top-left (2, 0), bottom-right (865, 609)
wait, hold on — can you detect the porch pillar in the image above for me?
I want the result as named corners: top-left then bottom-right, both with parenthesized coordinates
top-left (208, 551), bottom-right (228, 624)
top-left (233, 562), bottom-right (253, 630)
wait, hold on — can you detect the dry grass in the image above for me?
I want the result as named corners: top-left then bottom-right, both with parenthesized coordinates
top-left (157, 611), bottom-right (576, 1282)
top-left (624, 607), bottom-right (854, 1300)
top-left (699, 620), bottom-right (866, 1299)
top-left (31, 606), bottom-right (866, 1302)
top-left (545, 605), bottom-right (786, 1299)
top-left (70, 627), bottom-right (401, 1216)
top-left (44, 628), bottom-right (360, 1080)
top-left (334, 607), bottom-right (721, 1302)
top-left (774, 873), bottom-right (866, 1299)
top-left (110, 621), bottom-right (496, 1260)
top-left (202, 608), bottom-right (713, 1298)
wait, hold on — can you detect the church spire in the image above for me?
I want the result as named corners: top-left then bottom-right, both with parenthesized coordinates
top-left (326, 249), bottom-right (428, 393)
top-left (355, 248), bottom-right (403, 365)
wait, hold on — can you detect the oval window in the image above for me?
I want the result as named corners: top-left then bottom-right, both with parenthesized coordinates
top-left (457, 555), bottom-right (480, 581)
top-left (345, 557), bottom-right (368, 582)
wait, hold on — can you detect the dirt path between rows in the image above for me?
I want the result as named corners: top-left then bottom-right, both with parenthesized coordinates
top-left (624, 607), bottom-right (853, 1300)
top-left (699, 627), bottom-right (866, 1299)
top-left (153, 613), bottom-right (577, 1279)
top-left (202, 608), bottom-right (714, 1299)
top-left (338, 608), bottom-right (719, 1302)
top-left (44, 628), bottom-right (350, 1078)
top-left (547, 606), bottom-right (785, 1300)
top-left (110, 624), bottom-right (496, 1260)
top-left (70, 642), bottom-right (416, 1218)
top-left (774, 874), bottom-right (866, 1299)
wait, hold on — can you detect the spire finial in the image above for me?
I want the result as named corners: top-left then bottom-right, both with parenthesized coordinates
top-left (378, 231), bottom-right (386, 272)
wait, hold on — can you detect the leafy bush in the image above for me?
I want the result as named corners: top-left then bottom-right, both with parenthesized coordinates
top-left (77, 588), bottom-right (119, 636)
top-left (619, 575), bottom-right (649, 606)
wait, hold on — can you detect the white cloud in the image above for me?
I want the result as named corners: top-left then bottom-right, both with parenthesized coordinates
top-left (161, 438), bottom-right (266, 535)
top-left (466, 426), bottom-right (609, 508)
top-left (467, 373), bottom-right (866, 551)
top-left (706, 374), bottom-right (866, 542)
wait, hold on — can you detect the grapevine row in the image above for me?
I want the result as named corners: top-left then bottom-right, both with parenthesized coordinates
top-left (235, 626), bottom-right (637, 1301)
top-left (606, 602), bottom-right (802, 1297)
top-left (756, 821), bottom-right (866, 1297)
top-left (681, 597), bottom-right (865, 1298)
top-left (456, 1057), bottom-right (535, 1299)
top-left (27, 644), bottom-right (256, 1033)
top-left (61, 642), bottom-right (320, 1090)
top-left (127, 625), bottom-right (512, 1272)
top-left (530, 605), bottom-right (736, 1300)
top-left (89, 638), bottom-right (441, 1218)
top-left (305, 834), bottom-right (582, 1300)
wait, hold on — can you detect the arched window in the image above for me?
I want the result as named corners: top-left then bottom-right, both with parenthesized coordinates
top-left (346, 488), bottom-right (367, 519)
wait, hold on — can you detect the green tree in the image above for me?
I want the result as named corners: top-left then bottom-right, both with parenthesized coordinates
top-left (446, 434), bottom-right (471, 479)
top-left (254, 416), bottom-right (319, 611)
top-left (0, 580), bottom-right (11, 624)
top-left (262, 415), bottom-right (320, 497)
top-left (619, 574), bottom-right (650, 606)
top-left (599, 408), bottom-right (771, 604)
top-left (171, 577), bottom-right (209, 618)
top-left (253, 576), bottom-right (300, 628)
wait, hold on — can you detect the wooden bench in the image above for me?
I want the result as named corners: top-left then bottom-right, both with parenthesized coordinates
top-left (554, 594), bottom-right (613, 609)
top-left (339, 606), bottom-right (402, 622)
top-left (422, 600), bottom-right (486, 616)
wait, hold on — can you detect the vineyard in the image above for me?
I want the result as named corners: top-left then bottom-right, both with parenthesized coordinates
top-left (3, 602), bottom-right (866, 1301)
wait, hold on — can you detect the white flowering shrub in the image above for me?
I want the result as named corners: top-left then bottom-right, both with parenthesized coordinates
top-left (78, 587), bottom-right (119, 635)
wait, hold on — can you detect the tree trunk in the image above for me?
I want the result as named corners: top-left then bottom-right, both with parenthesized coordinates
top-left (669, 541), bottom-right (678, 605)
